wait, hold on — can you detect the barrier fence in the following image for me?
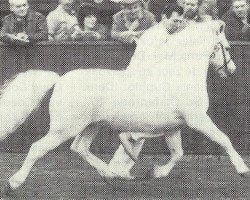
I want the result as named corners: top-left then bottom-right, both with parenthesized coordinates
top-left (0, 41), bottom-right (249, 155)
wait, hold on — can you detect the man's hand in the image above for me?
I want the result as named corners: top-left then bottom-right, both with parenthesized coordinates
top-left (75, 31), bottom-right (102, 40)
top-left (16, 32), bottom-right (29, 41)
top-left (120, 31), bottom-right (140, 43)
top-left (6, 33), bottom-right (30, 44)
top-left (5, 33), bottom-right (18, 41)
top-left (71, 30), bottom-right (83, 40)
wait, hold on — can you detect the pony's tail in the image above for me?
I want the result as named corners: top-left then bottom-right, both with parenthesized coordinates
top-left (0, 70), bottom-right (60, 140)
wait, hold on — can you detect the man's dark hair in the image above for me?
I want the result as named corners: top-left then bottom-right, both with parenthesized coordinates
top-left (77, 2), bottom-right (100, 28)
top-left (161, 3), bottom-right (184, 18)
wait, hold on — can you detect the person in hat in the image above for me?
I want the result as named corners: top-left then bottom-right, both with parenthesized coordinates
top-left (46, 0), bottom-right (81, 41)
top-left (111, 0), bottom-right (157, 43)
top-left (77, 2), bottom-right (108, 40)
top-left (197, 0), bottom-right (218, 22)
top-left (0, 0), bottom-right (48, 45)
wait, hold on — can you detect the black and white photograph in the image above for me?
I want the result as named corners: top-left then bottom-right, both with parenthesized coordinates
top-left (0, 0), bottom-right (250, 199)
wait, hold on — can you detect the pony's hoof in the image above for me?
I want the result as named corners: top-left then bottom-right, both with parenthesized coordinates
top-left (1, 182), bottom-right (17, 198)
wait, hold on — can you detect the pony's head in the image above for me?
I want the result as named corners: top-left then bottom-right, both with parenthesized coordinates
top-left (209, 20), bottom-right (236, 78)
top-left (165, 20), bottom-right (236, 78)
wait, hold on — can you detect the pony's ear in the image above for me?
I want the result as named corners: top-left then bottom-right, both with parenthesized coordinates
top-left (212, 20), bottom-right (226, 35)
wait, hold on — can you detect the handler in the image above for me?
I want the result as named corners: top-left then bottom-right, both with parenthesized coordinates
top-left (128, 3), bottom-right (186, 71)
top-left (108, 3), bottom-right (187, 178)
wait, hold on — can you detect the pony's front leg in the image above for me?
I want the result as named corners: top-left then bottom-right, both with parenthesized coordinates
top-left (186, 111), bottom-right (250, 176)
top-left (153, 130), bottom-right (183, 178)
top-left (70, 124), bottom-right (117, 178)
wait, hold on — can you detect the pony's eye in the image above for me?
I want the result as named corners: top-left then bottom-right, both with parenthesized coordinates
top-left (210, 52), bottom-right (215, 59)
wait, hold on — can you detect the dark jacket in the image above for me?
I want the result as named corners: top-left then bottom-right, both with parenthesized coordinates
top-left (0, 10), bottom-right (48, 44)
top-left (222, 10), bottom-right (250, 41)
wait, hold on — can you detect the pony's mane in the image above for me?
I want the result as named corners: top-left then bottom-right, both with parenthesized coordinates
top-left (164, 21), bottom-right (216, 59)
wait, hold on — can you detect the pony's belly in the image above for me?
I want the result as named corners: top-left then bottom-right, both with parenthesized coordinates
top-left (110, 118), bottom-right (184, 133)
top-left (96, 108), bottom-right (184, 133)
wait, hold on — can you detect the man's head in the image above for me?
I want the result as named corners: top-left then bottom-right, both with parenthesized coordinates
top-left (59, 0), bottom-right (76, 13)
top-left (120, 0), bottom-right (143, 20)
top-left (232, 0), bottom-right (249, 19)
top-left (78, 2), bottom-right (100, 29)
top-left (183, 0), bottom-right (199, 19)
top-left (161, 4), bottom-right (184, 34)
top-left (198, 0), bottom-right (218, 21)
top-left (9, 0), bottom-right (29, 17)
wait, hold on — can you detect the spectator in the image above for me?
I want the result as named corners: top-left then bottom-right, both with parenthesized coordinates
top-left (217, 0), bottom-right (231, 18)
top-left (46, 0), bottom-right (81, 41)
top-left (182, 0), bottom-right (199, 21)
top-left (111, 0), bottom-right (157, 43)
top-left (197, 0), bottom-right (219, 22)
top-left (77, 2), bottom-right (108, 40)
top-left (222, 0), bottom-right (250, 41)
top-left (0, 0), bottom-right (48, 45)
top-left (129, 3), bottom-right (185, 69)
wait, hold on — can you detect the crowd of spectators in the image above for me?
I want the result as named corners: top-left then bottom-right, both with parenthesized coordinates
top-left (0, 0), bottom-right (250, 45)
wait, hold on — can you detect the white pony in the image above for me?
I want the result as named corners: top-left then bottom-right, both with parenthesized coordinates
top-left (107, 21), bottom-right (238, 176)
top-left (3, 20), bottom-right (249, 193)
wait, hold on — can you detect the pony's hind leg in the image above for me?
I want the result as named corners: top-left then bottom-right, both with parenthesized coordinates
top-left (119, 132), bottom-right (163, 161)
top-left (153, 130), bottom-right (183, 178)
top-left (70, 124), bottom-right (117, 178)
top-left (108, 133), bottom-right (146, 178)
top-left (8, 130), bottom-right (72, 190)
top-left (186, 112), bottom-right (249, 175)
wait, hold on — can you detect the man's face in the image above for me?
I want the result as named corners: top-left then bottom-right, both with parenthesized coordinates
top-left (232, 0), bottom-right (248, 19)
top-left (61, 0), bottom-right (75, 13)
top-left (122, 2), bottom-right (143, 20)
top-left (162, 12), bottom-right (184, 34)
top-left (183, 0), bottom-right (198, 19)
top-left (84, 15), bottom-right (97, 29)
top-left (11, 0), bottom-right (29, 17)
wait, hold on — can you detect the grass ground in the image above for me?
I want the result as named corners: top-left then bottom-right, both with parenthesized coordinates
top-left (0, 152), bottom-right (250, 199)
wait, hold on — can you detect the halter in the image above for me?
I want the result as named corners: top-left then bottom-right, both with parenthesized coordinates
top-left (214, 42), bottom-right (232, 75)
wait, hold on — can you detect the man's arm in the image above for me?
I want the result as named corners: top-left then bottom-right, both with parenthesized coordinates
top-left (111, 23), bottom-right (139, 43)
top-left (110, 12), bottom-right (134, 43)
top-left (111, 14), bottom-right (127, 42)
top-left (46, 12), bottom-right (57, 40)
top-left (111, 11), bottom-right (157, 43)
top-left (0, 17), bottom-right (16, 44)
